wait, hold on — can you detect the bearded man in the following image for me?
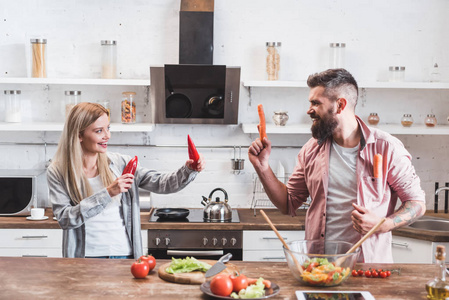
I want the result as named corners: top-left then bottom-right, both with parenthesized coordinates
top-left (248, 68), bottom-right (426, 263)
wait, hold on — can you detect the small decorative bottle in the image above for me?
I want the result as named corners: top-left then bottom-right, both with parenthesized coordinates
top-left (426, 245), bottom-right (449, 299)
top-left (368, 113), bottom-right (380, 125)
top-left (401, 114), bottom-right (414, 127)
top-left (425, 114), bottom-right (437, 127)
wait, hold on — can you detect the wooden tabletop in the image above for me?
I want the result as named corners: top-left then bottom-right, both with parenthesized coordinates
top-left (0, 257), bottom-right (434, 299)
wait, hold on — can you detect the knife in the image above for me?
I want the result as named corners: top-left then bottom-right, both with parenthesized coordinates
top-left (205, 253), bottom-right (233, 278)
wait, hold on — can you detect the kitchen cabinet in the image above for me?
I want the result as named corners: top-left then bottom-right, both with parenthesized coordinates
top-left (242, 230), bottom-right (304, 261)
top-left (141, 229), bottom-right (148, 255)
top-left (0, 228), bottom-right (62, 258)
top-left (0, 77), bottom-right (154, 132)
top-left (242, 80), bottom-right (449, 136)
top-left (391, 235), bottom-right (433, 263)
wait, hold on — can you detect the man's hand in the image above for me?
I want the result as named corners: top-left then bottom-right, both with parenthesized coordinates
top-left (248, 137), bottom-right (271, 171)
top-left (351, 203), bottom-right (390, 235)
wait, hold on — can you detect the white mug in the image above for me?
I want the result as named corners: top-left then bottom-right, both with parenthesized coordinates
top-left (31, 208), bottom-right (45, 219)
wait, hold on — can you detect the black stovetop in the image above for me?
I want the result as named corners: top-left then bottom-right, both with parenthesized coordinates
top-left (149, 208), bottom-right (240, 223)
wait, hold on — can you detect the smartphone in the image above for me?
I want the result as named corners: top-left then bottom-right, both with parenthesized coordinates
top-left (296, 290), bottom-right (375, 300)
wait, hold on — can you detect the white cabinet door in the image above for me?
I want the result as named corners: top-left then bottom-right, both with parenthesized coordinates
top-left (391, 235), bottom-right (433, 263)
top-left (243, 230), bottom-right (305, 261)
top-left (0, 229), bottom-right (62, 258)
top-left (141, 229), bottom-right (148, 255)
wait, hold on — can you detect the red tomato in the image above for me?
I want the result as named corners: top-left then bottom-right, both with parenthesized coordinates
top-left (210, 274), bottom-right (233, 297)
top-left (357, 269), bottom-right (364, 276)
top-left (139, 255), bottom-right (156, 271)
top-left (306, 262), bottom-right (319, 272)
top-left (386, 270), bottom-right (391, 277)
top-left (371, 270), bottom-right (378, 278)
top-left (352, 270), bottom-right (358, 277)
top-left (379, 271), bottom-right (387, 278)
top-left (230, 273), bottom-right (248, 292)
top-left (365, 270), bottom-right (371, 278)
top-left (131, 259), bottom-right (149, 279)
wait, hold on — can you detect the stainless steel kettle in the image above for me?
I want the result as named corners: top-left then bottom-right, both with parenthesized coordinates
top-left (201, 188), bottom-right (232, 222)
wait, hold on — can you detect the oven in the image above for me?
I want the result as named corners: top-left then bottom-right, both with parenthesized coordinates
top-left (148, 209), bottom-right (243, 260)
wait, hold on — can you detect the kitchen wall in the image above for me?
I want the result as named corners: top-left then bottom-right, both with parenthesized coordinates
top-left (0, 0), bottom-right (448, 210)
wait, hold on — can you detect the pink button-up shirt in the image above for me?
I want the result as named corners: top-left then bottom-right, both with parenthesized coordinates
top-left (286, 116), bottom-right (425, 263)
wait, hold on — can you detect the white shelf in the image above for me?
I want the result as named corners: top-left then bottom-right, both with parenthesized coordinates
top-left (0, 77), bottom-right (150, 86)
top-left (242, 80), bottom-right (449, 89)
top-left (242, 123), bottom-right (449, 135)
top-left (0, 122), bottom-right (155, 132)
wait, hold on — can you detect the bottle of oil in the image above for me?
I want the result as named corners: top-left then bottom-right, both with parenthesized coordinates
top-left (426, 245), bottom-right (449, 299)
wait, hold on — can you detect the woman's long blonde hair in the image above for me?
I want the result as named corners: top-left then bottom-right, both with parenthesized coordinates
top-left (51, 102), bottom-right (115, 204)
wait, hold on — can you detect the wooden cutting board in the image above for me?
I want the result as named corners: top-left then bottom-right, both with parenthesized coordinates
top-left (158, 259), bottom-right (238, 285)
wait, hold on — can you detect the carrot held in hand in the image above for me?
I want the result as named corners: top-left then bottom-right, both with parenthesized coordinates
top-left (257, 104), bottom-right (267, 141)
top-left (187, 134), bottom-right (200, 169)
top-left (373, 153), bottom-right (382, 178)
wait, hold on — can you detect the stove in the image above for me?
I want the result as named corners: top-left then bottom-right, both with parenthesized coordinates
top-left (148, 209), bottom-right (243, 260)
top-left (149, 208), bottom-right (240, 223)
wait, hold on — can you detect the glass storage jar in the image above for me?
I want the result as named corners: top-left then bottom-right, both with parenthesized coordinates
top-left (266, 42), bottom-right (281, 81)
top-left (389, 66), bottom-right (405, 82)
top-left (65, 91), bottom-right (81, 118)
top-left (30, 38), bottom-right (47, 78)
top-left (367, 113), bottom-right (380, 125)
top-left (121, 92), bottom-right (136, 124)
top-left (98, 100), bottom-right (111, 121)
top-left (4, 90), bottom-right (21, 123)
top-left (329, 43), bottom-right (346, 69)
top-left (401, 114), bottom-right (414, 127)
top-left (272, 111), bottom-right (289, 126)
top-left (101, 40), bottom-right (117, 79)
top-left (425, 114), bottom-right (437, 127)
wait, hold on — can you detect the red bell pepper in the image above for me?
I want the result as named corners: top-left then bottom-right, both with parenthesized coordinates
top-left (122, 156), bottom-right (138, 175)
top-left (187, 135), bottom-right (200, 169)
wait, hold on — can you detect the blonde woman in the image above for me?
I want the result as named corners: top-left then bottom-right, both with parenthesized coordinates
top-left (47, 102), bottom-right (204, 259)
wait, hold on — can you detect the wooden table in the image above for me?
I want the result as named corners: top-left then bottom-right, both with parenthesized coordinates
top-left (0, 257), bottom-right (433, 299)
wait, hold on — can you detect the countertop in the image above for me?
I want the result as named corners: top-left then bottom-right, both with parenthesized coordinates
top-left (0, 257), bottom-right (435, 299)
top-left (1, 208), bottom-right (449, 242)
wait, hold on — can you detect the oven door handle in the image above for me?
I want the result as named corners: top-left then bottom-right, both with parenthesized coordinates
top-left (167, 250), bottom-right (224, 256)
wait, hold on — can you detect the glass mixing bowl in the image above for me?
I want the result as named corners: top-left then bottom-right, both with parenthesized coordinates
top-left (283, 240), bottom-right (360, 287)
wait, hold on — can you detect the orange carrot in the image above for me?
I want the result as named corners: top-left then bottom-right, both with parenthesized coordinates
top-left (247, 277), bottom-right (271, 288)
top-left (373, 153), bottom-right (382, 178)
top-left (257, 104), bottom-right (267, 141)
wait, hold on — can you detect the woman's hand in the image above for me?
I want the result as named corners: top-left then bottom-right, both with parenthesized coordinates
top-left (186, 153), bottom-right (205, 172)
top-left (107, 174), bottom-right (134, 197)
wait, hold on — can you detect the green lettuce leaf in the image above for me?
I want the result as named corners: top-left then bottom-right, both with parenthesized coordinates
top-left (165, 257), bottom-right (212, 274)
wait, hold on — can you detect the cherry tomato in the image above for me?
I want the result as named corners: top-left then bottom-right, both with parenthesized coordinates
top-left (365, 270), bottom-right (371, 278)
top-left (352, 270), bottom-right (358, 277)
top-left (230, 273), bottom-right (248, 292)
top-left (306, 262), bottom-right (319, 272)
top-left (139, 255), bottom-right (156, 271)
top-left (386, 270), bottom-right (391, 277)
top-left (371, 270), bottom-right (378, 278)
top-left (131, 259), bottom-right (149, 279)
top-left (210, 274), bottom-right (233, 297)
top-left (379, 271), bottom-right (387, 278)
top-left (357, 269), bottom-right (364, 276)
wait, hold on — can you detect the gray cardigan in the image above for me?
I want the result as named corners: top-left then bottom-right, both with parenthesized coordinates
top-left (47, 152), bottom-right (198, 258)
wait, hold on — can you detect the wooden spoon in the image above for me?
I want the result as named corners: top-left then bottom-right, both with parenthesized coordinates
top-left (260, 210), bottom-right (303, 275)
top-left (335, 217), bottom-right (386, 266)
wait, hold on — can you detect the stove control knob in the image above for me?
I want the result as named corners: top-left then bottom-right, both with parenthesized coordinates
top-left (212, 238), bottom-right (218, 246)
top-left (221, 238), bottom-right (227, 246)
top-left (203, 237), bottom-right (208, 246)
top-left (165, 238), bottom-right (171, 246)
top-left (230, 238), bottom-right (237, 246)
top-left (155, 237), bottom-right (161, 246)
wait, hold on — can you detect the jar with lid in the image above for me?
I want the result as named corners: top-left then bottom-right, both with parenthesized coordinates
top-left (389, 66), bottom-right (405, 82)
top-left (401, 114), bottom-right (413, 127)
top-left (101, 40), bottom-right (117, 79)
top-left (329, 43), bottom-right (346, 69)
top-left (30, 38), bottom-right (47, 78)
top-left (425, 114), bottom-right (437, 127)
top-left (368, 113), bottom-right (380, 125)
top-left (98, 100), bottom-right (110, 121)
top-left (4, 90), bottom-right (21, 123)
top-left (266, 42), bottom-right (281, 81)
top-left (121, 92), bottom-right (136, 124)
top-left (272, 111), bottom-right (289, 126)
top-left (65, 91), bottom-right (81, 118)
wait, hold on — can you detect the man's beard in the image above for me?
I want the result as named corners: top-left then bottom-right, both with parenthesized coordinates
top-left (310, 108), bottom-right (338, 144)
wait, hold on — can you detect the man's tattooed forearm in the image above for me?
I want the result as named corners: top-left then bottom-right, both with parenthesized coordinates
top-left (392, 201), bottom-right (424, 227)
